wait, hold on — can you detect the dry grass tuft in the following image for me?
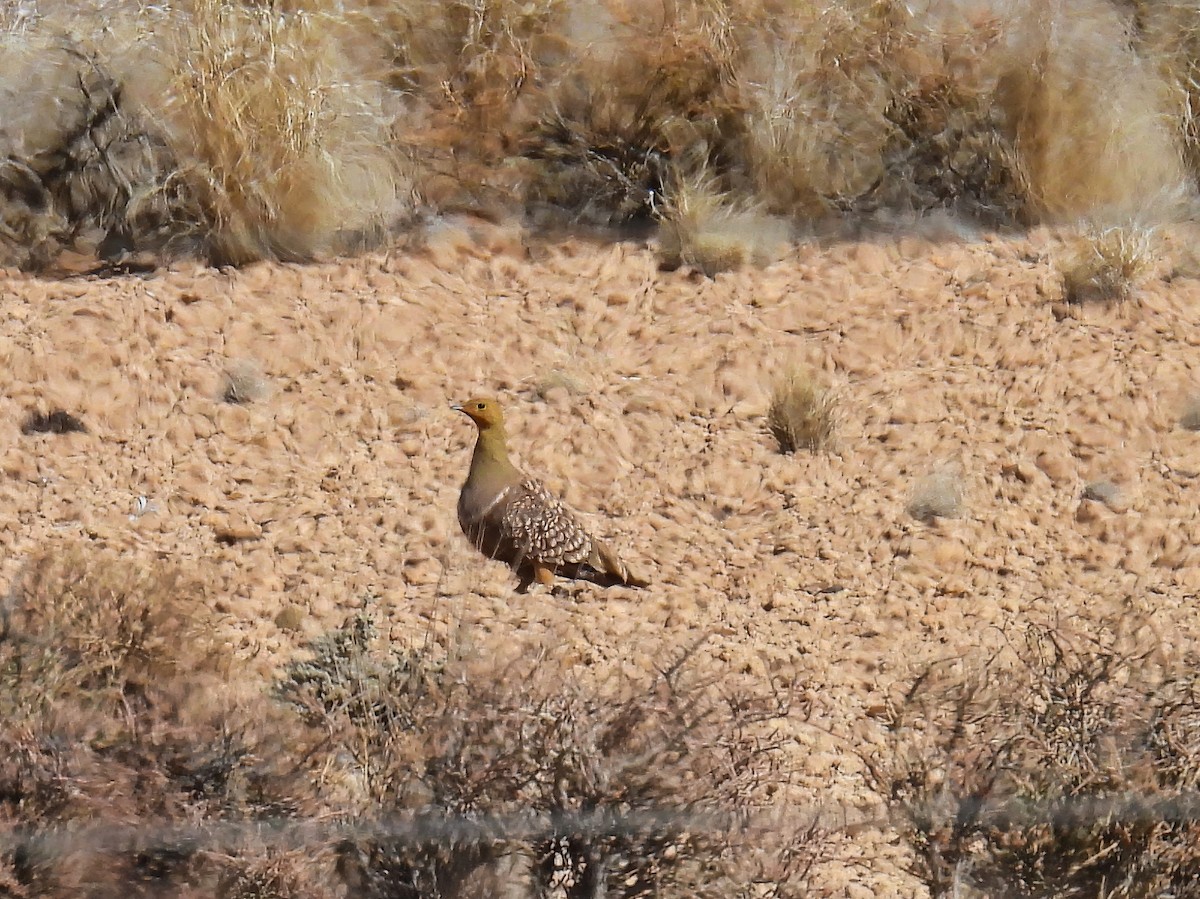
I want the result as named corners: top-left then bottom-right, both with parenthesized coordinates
top-left (0, 31), bottom-right (189, 270)
top-left (518, 4), bottom-right (741, 229)
top-left (657, 168), bottom-right (790, 276)
top-left (766, 369), bottom-right (837, 454)
top-left (135, 0), bottom-right (412, 265)
top-left (864, 617), bottom-right (1200, 899)
top-left (907, 463), bottom-right (964, 523)
top-left (1059, 223), bottom-right (1158, 304)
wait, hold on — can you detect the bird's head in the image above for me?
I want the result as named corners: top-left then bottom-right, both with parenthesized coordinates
top-left (451, 396), bottom-right (505, 431)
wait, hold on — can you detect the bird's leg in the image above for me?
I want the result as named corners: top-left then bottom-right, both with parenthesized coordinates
top-left (534, 563), bottom-right (556, 587)
top-left (516, 572), bottom-right (534, 594)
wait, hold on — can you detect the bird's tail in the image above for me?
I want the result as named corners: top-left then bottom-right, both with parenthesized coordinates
top-left (594, 541), bottom-right (650, 588)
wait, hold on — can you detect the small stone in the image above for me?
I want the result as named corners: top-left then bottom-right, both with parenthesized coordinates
top-left (1035, 451), bottom-right (1074, 484)
top-left (1001, 460), bottom-right (1040, 484)
top-left (1082, 480), bottom-right (1123, 509)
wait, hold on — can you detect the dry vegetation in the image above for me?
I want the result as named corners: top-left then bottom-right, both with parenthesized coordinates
top-left (863, 617), bottom-right (1200, 898)
top-left (1058, 223), bottom-right (1159, 304)
top-left (1, 549), bottom-right (824, 897)
top-left (3, 0), bottom-right (1200, 267)
top-left (767, 369), bottom-right (837, 454)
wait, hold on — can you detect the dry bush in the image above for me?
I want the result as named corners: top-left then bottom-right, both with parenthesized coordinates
top-left (0, 543), bottom-right (328, 898)
top-left (1059, 223), bottom-right (1158, 304)
top-left (128, 0), bottom-right (412, 265)
top-left (734, 2), bottom-right (1030, 228)
top-left (0, 31), bottom-right (192, 270)
top-left (366, 0), bottom-right (562, 127)
top-left (994, 0), bottom-right (1188, 223)
top-left (278, 610), bottom-right (822, 898)
top-left (767, 369), bottom-right (837, 454)
top-left (1133, 0), bottom-right (1200, 187)
top-left (735, 6), bottom-right (900, 222)
top-left (863, 619), bottom-right (1200, 898)
top-left (656, 167), bottom-right (790, 275)
top-left (518, 2), bottom-right (742, 229)
top-left (906, 463), bottom-right (964, 523)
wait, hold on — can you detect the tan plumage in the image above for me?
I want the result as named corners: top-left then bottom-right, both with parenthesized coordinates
top-left (452, 396), bottom-right (647, 591)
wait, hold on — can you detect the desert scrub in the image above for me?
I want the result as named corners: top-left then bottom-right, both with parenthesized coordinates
top-left (133, 0), bottom-right (412, 265)
top-left (279, 611), bottom-right (823, 898)
top-left (767, 369), bottom-right (837, 454)
top-left (1060, 223), bottom-right (1157, 304)
top-left (518, 2), bottom-right (742, 228)
top-left (0, 31), bottom-right (189, 269)
top-left (656, 167), bottom-right (789, 275)
top-left (863, 618), bottom-right (1200, 899)
top-left (0, 543), bottom-right (327, 897)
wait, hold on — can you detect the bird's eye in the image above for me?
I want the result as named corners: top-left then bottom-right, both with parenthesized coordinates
top-left (476, 402), bottom-right (486, 410)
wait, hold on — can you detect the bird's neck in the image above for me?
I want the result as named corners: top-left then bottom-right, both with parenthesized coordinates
top-left (469, 427), bottom-right (520, 485)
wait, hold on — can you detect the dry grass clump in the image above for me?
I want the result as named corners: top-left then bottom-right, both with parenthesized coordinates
top-left (864, 618), bottom-right (1200, 898)
top-left (1134, 0), bottom-right (1200, 186)
top-left (0, 543), bottom-right (328, 898)
top-left (278, 611), bottom-right (822, 897)
top-left (1059, 223), bottom-right (1158, 304)
top-left (996, 1), bottom-right (1188, 223)
top-left (906, 463), bottom-right (964, 523)
top-left (133, 0), bottom-right (412, 265)
top-left (767, 369), bottom-right (837, 454)
top-left (656, 168), bottom-right (790, 276)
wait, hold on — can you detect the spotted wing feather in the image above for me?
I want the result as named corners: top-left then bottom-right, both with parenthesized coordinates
top-left (500, 479), bottom-right (595, 568)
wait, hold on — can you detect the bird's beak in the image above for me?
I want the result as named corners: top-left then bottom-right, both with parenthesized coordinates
top-left (450, 403), bottom-right (464, 413)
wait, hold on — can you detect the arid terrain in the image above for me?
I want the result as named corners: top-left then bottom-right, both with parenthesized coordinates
top-left (6, 0), bottom-right (1200, 893)
top-left (3, 217), bottom-right (1200, 893)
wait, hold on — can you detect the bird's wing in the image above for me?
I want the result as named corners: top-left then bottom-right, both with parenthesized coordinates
top-left (500, 479), bottom-right (595, 567)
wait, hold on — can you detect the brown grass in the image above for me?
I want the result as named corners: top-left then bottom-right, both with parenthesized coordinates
top-left (656, 168), bottom-right (789, 275)
top-left (1059, 223), bottom-right (1158, 304)
top-left (0, 543), bottom-right (329, 898)
top-left (767, 369), bottom-right (837, 454)
top-left (3, 0), bottom-right (1200, 261)
top-left (130, 0), bottom-right (412, 265)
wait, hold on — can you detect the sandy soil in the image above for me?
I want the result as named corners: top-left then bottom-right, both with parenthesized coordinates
top-left (3, 220), bottom-right (1200, 894)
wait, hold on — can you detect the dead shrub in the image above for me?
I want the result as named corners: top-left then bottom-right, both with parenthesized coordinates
top-left (1059, 223), bottom-right (1158, 304)
top-left (1133, 0), bottom-right (1200, 188)
top-left (767, 370), bottom-right (837, 454)
top-left (863, 618), bottom-right (1200, 898)
top-left (518, 3), bottom-right (742, 229)
top-left (278, 610), bottom-right (822, 898)
top-left (995, 0), bottom-right (1188, 223)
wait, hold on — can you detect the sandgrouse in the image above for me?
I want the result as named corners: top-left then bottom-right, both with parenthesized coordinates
top-left (452, 397), bottom-right (647, 591)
